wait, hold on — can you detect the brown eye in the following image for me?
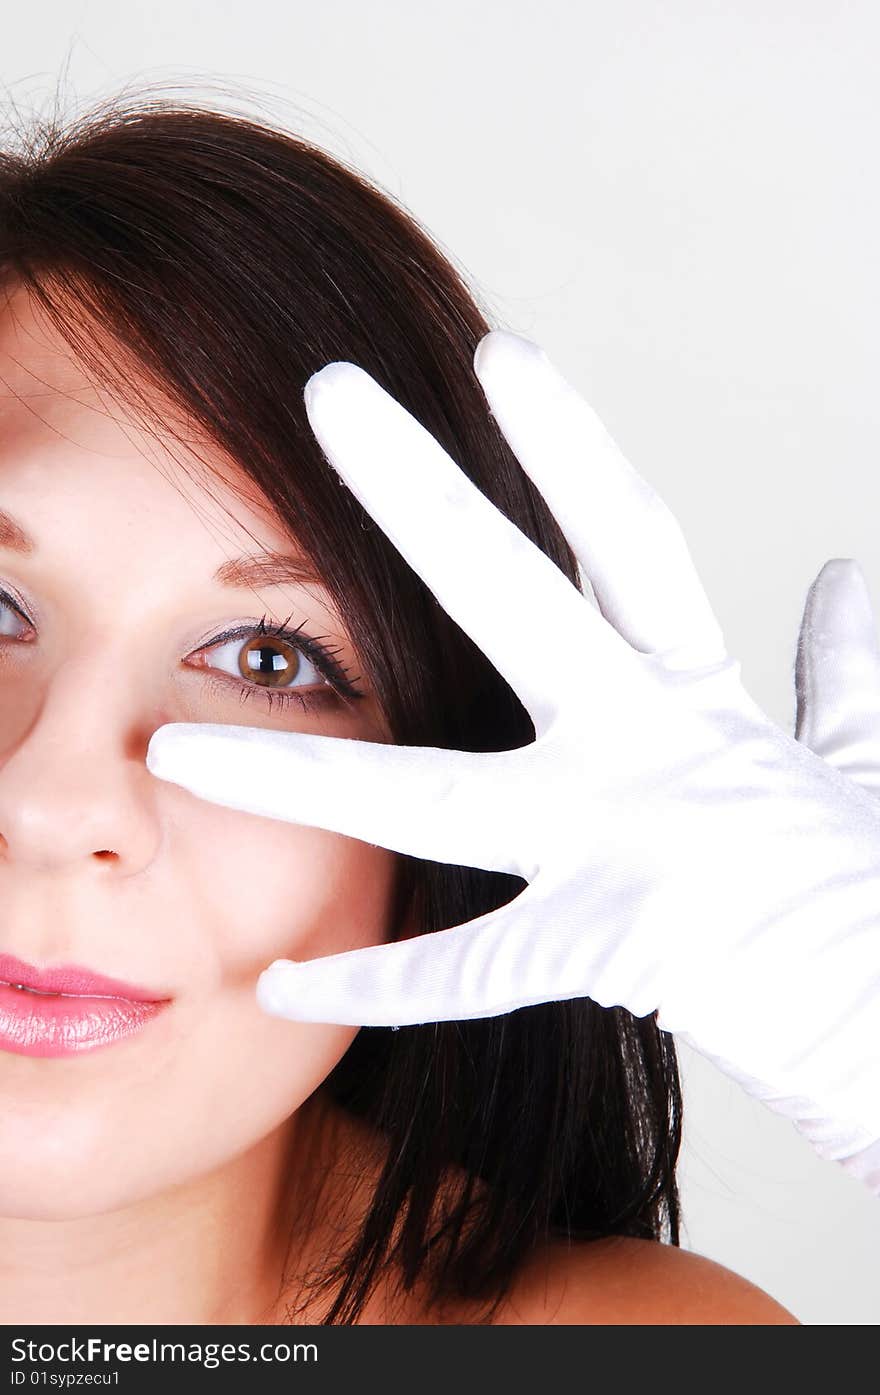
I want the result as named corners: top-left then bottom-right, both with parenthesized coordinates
top-left (186, 614), bottom-right (364, 707)
top-left (237, 633), bottom-right (309, 688)
top-left (197, 631), bottom-right (324, 693)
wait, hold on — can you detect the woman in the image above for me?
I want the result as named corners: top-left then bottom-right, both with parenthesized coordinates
top-left (0, 94), bottom-right (798, 1323)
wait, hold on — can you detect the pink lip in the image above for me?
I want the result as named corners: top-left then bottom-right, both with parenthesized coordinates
top-left (0, 952), bottom-right (169, 1002)
top-left (0, 983), bottom-right (169, 1057)
top-left (0, 952), bottom-right (172, 1059)
top-left (0, 954), bottom-right (175, 1060)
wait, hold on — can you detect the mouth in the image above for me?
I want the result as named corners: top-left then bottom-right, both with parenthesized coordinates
top-left (0, 980), bottom-right (148, 1001)
top-left (0, 978), bottom-right (172, 1059)
top-left (0, 952), bottom-right (170, 1003)
top-left (2, 982), bottom-right (74, 997)
top-left (0, 951), bottom-right (173, 1057)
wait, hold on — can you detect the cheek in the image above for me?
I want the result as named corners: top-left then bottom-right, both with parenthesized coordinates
top-left (0, 810), bottom-right (400, 1221)
top-left (191, 804), bottom-right (399, 973)
top-left (148, 810), bottom-right (400, 1205)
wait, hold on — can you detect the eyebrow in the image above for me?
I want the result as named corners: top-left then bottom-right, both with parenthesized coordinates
top-left (212, 553), bottom-right (323, 589)
top-left (0, 506), bottom-right (322, 589)
top-left (0, 508), bottom-right (34, 555)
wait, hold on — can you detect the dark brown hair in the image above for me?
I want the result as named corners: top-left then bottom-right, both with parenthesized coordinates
top-left (0, 91), bottom-right (682, 1324)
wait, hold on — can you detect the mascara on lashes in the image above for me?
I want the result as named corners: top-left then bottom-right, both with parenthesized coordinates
top-left (0, 591), bottom-right (366, 714)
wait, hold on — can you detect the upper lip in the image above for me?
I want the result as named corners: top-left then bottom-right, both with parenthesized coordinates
top-left (0, 952), bottom-right (171, 1002)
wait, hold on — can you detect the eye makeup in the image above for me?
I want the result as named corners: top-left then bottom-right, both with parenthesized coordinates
top-left (192, 612), bottom-right (366, 716)
top-left (0, 588), bottom-right (366, 716)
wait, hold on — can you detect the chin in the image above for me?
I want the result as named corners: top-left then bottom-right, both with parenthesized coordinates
top-left (0, 1122), bottom-right (152, 1220)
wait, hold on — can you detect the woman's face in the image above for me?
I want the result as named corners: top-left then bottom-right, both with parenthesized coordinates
top-left (0, 286), bottom-right (398, 1221)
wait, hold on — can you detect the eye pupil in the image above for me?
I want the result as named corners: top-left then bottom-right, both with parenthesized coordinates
top-left (239, 635), bottom-right (301, 688)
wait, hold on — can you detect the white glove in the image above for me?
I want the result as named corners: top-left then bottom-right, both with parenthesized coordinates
top-left (145, 329), bottom-right (880, 1192)
top-left (791, 557), bottom-right (880, 1188)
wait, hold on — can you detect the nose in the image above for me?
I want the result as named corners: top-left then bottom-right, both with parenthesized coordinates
top-left (0, 654), bottom-right (163, 875)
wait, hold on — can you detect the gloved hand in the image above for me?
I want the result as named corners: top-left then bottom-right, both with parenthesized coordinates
top-left (145, 329), bottom-right (880, 1193)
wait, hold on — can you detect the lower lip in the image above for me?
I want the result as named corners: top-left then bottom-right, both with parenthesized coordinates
top-left (0, 981), bottom-right (170, 1058)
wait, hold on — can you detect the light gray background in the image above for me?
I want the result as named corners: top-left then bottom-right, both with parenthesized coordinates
top-left (2, 0), bottom-right (878, 1325)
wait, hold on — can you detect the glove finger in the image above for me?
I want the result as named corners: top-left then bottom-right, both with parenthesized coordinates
top-left (255, 878), bottom-right (574, 1026)
top-left (472, 329), bottom-right (727, 673)
top-left (147, 721), bottom-right (535, 877)
top-left (795, 558), bottom-right (880, 779)
top-left (303, 360), bottom-right (636, 737)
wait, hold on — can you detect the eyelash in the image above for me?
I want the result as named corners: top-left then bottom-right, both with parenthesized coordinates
top-left (198, 612), bottom-right (365, 715)
top-left (0, 591), bottom-right (366, 717)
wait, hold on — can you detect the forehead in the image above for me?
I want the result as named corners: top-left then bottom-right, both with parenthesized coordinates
top-left (0, 282), bottom-right (292, 563)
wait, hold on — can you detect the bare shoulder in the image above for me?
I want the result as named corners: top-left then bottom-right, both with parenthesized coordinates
top-left (491, 1236), bottom-right (800, 1325)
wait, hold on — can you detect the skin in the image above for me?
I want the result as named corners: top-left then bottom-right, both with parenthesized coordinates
top-left (488, 1236), bottom-right (800, 1325)
top-left (0, 283), bottom-right (800, 1326)
top-left (0, 283), bottom-right (402, 1324)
